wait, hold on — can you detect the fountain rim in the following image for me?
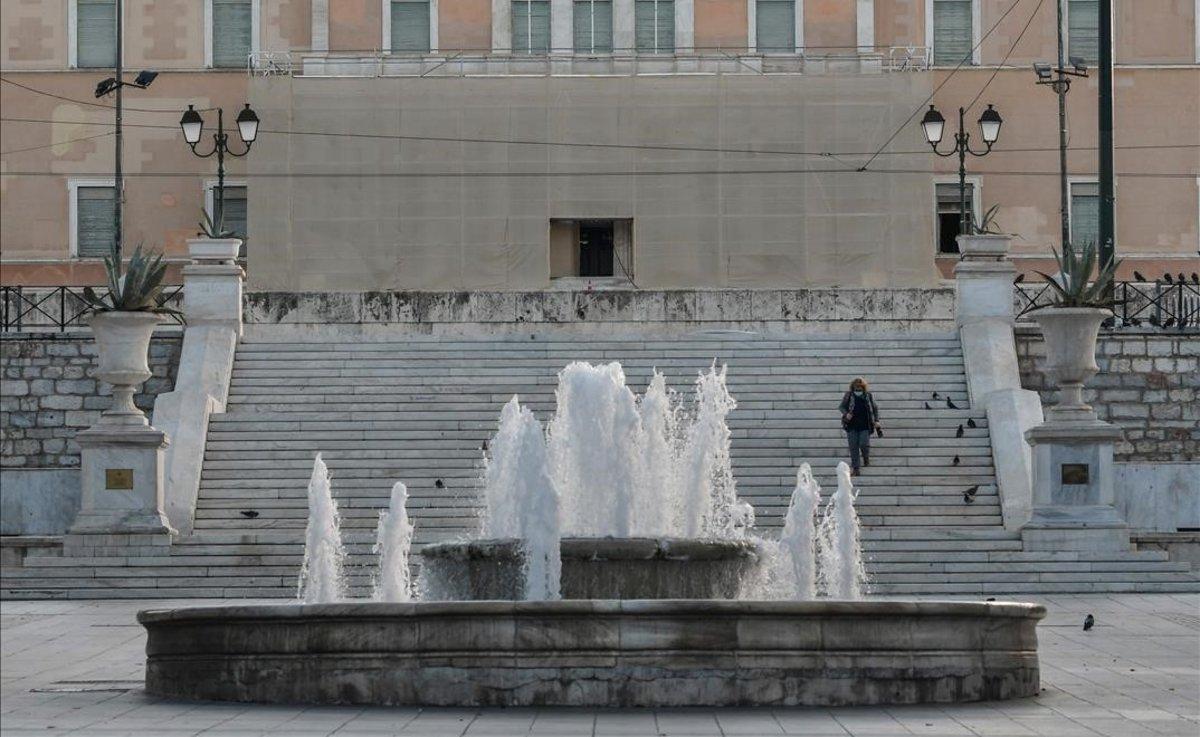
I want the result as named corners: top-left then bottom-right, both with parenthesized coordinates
top-left (138, 599), bottom-right (1047, 624)
top-left (418, 536), bottom-right (765, 561)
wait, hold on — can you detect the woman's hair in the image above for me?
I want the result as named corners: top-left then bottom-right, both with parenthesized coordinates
top-left (849, 377), bottom-right (869, 392)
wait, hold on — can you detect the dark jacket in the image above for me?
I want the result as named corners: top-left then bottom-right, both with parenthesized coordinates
top-left (839, 391), bottom-right (879, 431)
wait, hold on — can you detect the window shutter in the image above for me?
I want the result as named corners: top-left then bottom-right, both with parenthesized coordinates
top-left (1068, 0), bottom-right (1099, 64)
top-left (212, 0), bottom-right (253, 68)
top-left (636, 0), bottom-right (674, 52)
top-left (512, 1), bottom-right (551, 53)
top-left (391, 1), bottom-right (431, 52)
top-left (755, 0), bottom-right (795, 53)
top-left (77, 187), bottom-right (116, 258)
top-left (932, 0), bottom-right (972, 66)
top-left (574, 0), bottom-right (613, 53)
top-left (1070, 183), bottom-right (1100, 248)
top-left (77, 0), bottom-right (116, 68)
top-left (220, 186), bottom-right (249, 241)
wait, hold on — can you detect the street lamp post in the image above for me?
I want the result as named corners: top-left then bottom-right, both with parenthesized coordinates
top-left (178, 104), bottom-right (260, 228)
top-left (920, 104), bottom-right (1003, 238)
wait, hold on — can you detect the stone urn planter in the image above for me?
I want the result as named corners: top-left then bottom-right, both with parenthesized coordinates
top-left (88, 311), bottom-right (164, 426)
top-left (956, 233), bottom-right (1012, 259)
top-left (1032, 306), bottom-right (1111, 422)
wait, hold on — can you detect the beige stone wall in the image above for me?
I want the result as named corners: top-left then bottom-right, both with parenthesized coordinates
top-left (246, 73), bottom-right (941, 291)
top-left (927, 67), bottom-right (1200, 262)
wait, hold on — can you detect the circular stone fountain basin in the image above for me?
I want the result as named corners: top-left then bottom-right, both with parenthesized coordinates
top-left (419, 537), bottom-right (762, 600)
top-left (139, 600), bottom-right (1045, 707)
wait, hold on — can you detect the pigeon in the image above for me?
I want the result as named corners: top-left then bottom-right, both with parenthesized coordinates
top-left (1164, 273), bottom-right (1174, 283)
top-left (1013, 273), bottom-right (1025, 285)
top-left (1191, 273), bottom-right (1199, 284)
top-left (1133, 270), bottom-right (1147, 282)
top-left (240, 510), bottom-right (259, 519)
top-left (924, 401), bottom-right (932, 410)
top-left (932, 391), bottom-right (941, 400)
top-left (952, 455), bottom-right (961, 466)
top-left (1163, 317), bottom-right (1176, 328)
top-left (967, 418), bottom-right (977, 428)
top-left (946, 397), bottom-right (958, 409)
top-left (963, 486), bottom-right (978, 503)
top-left (956, 424), bottom-right (964, 438)
top-left (434, 479), bottom-right (445, 489)
top-left (1083, 614), bottom-right (1095, 631)
top-left (986, 597), bottom-right (996, 602)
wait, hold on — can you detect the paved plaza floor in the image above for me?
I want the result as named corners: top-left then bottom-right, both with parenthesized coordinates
top-left (1, 594), bottom-right (1196, 737)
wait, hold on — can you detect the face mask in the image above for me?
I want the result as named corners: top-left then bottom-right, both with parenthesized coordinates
top-left (853, 390), bottom-right (864, 396)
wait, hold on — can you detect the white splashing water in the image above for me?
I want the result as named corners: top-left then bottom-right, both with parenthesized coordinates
top-left (540, 361), bottom-right (745, 540)
top-left (817, 461), bottom-right (866, 600)
top-left (548, 362), bottom-right (645, 537)
top-left (776, 463), bottom-right (823, 599)
top-left (679, 364), bottom-right (744, 538)
top-left (482, 396), bottom-right (562, 600)
top-left (373, 481), bottom-right (414, 602)
top-left (298, 453), bottom-right (347, 603)
top-left (637, 371), bottom-right (682, 534)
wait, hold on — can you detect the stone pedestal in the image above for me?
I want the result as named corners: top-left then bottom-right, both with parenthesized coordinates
top-left (1022, 421), bottom-right (1127, 552)
top-left (70, 425), bottom-right (175, 536)
top-left (953, 234), bottom-right (1044, 531)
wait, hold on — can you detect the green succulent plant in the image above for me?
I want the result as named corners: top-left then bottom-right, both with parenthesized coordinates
top-left (970, 204), bottom-right (1003, 235)
top-left (81, 244), bottom-right (183, 318)
top-left (198, 208), bottom-right (235, 239)
top-left (1033, 240), bottom-right (1121, 310)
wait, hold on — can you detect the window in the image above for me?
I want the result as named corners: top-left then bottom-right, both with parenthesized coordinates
top-left (72, 184), bottom-right (116, 258)
top-left (755, 0), bottom-right (795, 52)
top-left (1067, 0), bottom-right (1099, 64)
top-left (931, 0), bottom-right (972, 66)
top-left (512, 0), bottom-right (550, 53)
top-left (635, 0), bottom-right (674, 53)
top-left (1069, 181), bottom-right (1100, 248)
top-left (935, 182), bottom-right (975, 254)
top-left (574, 0), bottom-right (613, 53)
top-left (390, 0), bottom-right (431, 53)
top-left (75, 0), bottom-right (116, 68)
top-left (550, 219), bottom-right (633, 280)
top-left (211, 0), bottom-right (253, 67)
top-left (207, 183), bottom-right (248, 256)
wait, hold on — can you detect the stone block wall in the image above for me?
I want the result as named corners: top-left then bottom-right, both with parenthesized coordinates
top-left (1016, 329), bottom-right (1199, 462)
top-left (0, 333), bottom-right (182, 468)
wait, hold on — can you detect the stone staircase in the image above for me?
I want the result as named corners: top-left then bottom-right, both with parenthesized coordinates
top-left (4, 329), bottom-right (1196, 599)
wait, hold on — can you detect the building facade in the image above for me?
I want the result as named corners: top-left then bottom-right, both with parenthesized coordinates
top-left (1, 0), bottom-right (1198, 288)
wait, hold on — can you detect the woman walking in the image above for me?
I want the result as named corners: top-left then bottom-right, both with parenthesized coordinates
top-left (839, 377), bottom-right (880, 476)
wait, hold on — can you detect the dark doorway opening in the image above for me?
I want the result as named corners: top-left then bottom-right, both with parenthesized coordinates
top-left (579, 221), bottom-right (614, 277)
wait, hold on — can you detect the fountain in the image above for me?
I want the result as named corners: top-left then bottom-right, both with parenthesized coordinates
top-left (139, 361), bottom-right (1045, 707)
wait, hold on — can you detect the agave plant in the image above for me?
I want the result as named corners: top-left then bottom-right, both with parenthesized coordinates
top-left (198, 208), bottom-right (235, 239)
top-left (1034, 240), bottom-right (1121, 310)
top-left (970, 204), bottom-right (1003, 235)
top-left (81, 244), bottom-right (183, 317)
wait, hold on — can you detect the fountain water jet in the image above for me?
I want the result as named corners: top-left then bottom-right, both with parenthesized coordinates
top-left (372, 481), bottom-right (414, 602)
top-left (770, 463), bottom-right (822, 600)
top-left (297, 453), bottom-right (347, 603)
top-left (818, 461), bottom-right (867, 600)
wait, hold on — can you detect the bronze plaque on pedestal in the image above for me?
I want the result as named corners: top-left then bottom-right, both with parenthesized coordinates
top-left (105, 468), bottom-right (134, 489)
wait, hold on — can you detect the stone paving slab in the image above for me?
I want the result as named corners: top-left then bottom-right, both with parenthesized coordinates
top-left (2, 594), bottom-right (1197, 737)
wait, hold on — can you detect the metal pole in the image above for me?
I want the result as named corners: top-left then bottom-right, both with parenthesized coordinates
top-left (215, 108), bottom-right (226, 227)
top-left (1098, 0), bottom-right (1115, 272)
top-left (958, 107), bottom-right (969, 235)
top-left (1055, 0), bottom-right (1070, 249)
top-left (113, 0), bottom-right (123, 263)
